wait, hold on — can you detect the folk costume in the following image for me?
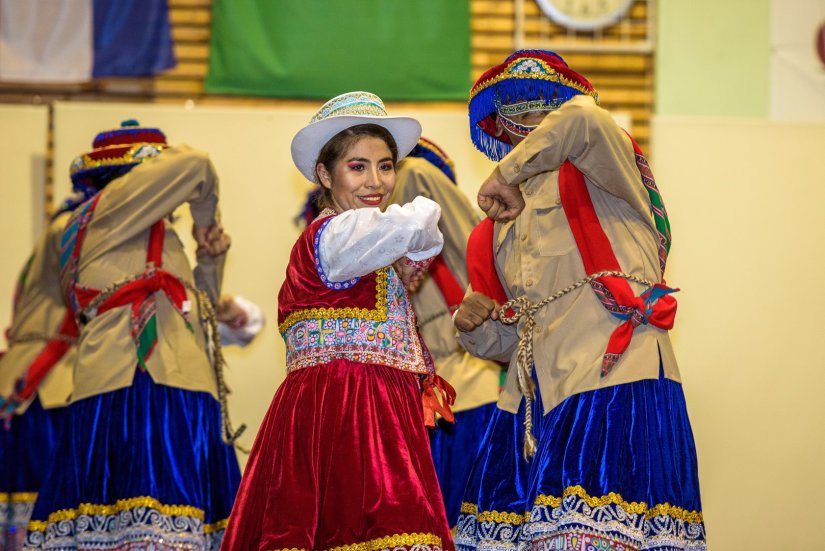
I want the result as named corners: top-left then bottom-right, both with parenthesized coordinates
top-left (24, 122), bottom-right (241, 550)
top-left (0, 210), bottom-right (76, 549)
top-left (220, 92), bottom-right (455, 551)
top-left (388, 140), bottom-right (502, 528)
top-left (454, 51), bottom-right (706, 550)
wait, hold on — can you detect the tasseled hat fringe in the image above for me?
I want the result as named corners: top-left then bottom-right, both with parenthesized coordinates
top-left (468, 50), bottom-right (599, 162)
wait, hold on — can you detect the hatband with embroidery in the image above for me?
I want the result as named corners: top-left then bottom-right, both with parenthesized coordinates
top-left (291, 91), bottom-right (421, 182)
top-left (70, 119), bottom-right (167, 191)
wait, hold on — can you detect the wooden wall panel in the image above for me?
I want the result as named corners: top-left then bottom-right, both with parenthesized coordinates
top-left (0, 0), bottom-right (655, 209)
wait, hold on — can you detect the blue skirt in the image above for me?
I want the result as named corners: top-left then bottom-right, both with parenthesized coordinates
top-left (455, 368), bottom-right (706, 551)
top-left (429, 402), bottom-right (498, 528)
top-left (1, 397), bottom-right (66, 549)
top-left (24, 370), bottom-right (241, 551)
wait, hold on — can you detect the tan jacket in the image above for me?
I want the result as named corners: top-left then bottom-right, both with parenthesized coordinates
top-left (0, 212), bottom-right (75, 412)
top-left (69, 145), bottom-right (224, 402)
top-left (458, 95), bottom-right (680, 415)
top-left (391, 157), bottom-right (501, 412)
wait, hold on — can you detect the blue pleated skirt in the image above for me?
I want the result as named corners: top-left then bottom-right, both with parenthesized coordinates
top-left (455, 367), bottom-right (706, 551)
top-left (24, 370), bottom-right (241, 551)
top-left (1, 397), bottom-right (66, 549)
top-left (429, 402), bottom-right (498, 528)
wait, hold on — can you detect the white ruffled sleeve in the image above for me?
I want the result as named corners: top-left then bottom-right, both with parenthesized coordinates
top-left (318, 196), bottom-right (443, 284)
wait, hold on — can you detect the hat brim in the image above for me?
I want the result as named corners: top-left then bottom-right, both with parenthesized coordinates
top-left (291, 115), bottom-right (422, 182)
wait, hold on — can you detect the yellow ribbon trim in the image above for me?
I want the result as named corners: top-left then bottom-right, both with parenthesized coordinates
top-left (459, 502), bottom-right (528, 525)
top-left (267, 533), bottom-right (442, 551)
top-left (326, 532), bottom-right (442, 551)
top-left (71, 143), bottom-right (167, 174)
top-left (27, 496), bottom-right (229, 533)
top-left (0, 492), bottom-right (38, 503)
top-left (278, 267), bottom-right (389, 333)
top-left (203, 517), bottom-right (229, 534)
top-left (461, 485), bottom-right (703, 524)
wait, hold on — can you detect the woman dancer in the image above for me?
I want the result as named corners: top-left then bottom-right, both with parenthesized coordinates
top-left (221, 92), bottom-right (454, 551)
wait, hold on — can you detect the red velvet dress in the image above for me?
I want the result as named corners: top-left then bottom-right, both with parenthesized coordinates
top-left (220, 214), bottom-right (453, 551)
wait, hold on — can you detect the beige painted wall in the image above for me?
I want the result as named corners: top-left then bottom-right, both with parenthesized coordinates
top-left (0, 105), bottom-right (48, 339)
top-left (657, 0), bottom-right (770, 118)
top-left (653, 115), bottom-right (825, 550)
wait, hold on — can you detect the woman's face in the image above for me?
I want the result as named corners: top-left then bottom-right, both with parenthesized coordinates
top-left (316, 136), bottom-right (396, 212)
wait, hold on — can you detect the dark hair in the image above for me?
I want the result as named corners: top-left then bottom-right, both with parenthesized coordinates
top-left (314, 123), bottom-right (399, 209)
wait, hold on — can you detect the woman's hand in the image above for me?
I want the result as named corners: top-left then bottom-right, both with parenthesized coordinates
top-left (478, 167), bottom-right (525, 222)
top-left (394, 257), bottom-right (430, 294)
top-left (217, 295), bottom-right (248, 328)
top-left (193, 223), bottom-right (231, 257)
top-left (454, 292), bottom-right (499, 332)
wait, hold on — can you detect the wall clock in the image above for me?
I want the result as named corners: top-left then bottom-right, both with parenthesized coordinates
top-left (535, 0), bottom-right (636, 31)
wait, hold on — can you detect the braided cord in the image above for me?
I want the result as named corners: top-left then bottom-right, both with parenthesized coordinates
top-left (77, 271), bottom-right (247, 452)
top-left (182, 280), bottom-right (248, 452)
top-left (498, 270), bottom-right (654, 460)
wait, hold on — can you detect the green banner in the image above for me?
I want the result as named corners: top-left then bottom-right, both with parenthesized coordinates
top-left (206, 0), bottom-right (471, 101)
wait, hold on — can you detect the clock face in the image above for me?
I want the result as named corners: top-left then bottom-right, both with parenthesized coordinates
top-left (535, 0), bottom-right (636, 31)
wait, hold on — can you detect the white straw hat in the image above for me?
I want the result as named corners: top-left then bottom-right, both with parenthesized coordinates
top-left (290, 91), bottom-right (422, 182)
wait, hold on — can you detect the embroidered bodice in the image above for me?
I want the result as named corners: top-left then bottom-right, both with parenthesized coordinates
top-left (278, 212), bottom-right (436, 376)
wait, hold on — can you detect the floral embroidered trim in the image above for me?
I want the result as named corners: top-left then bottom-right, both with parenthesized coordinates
top-left (315, 217), bottom-right (361, 290)
top-left (285, 345), bottom-right (432, 375)
top-left (35, 496), bottom-right (206, 524)
top-left (26, 495), bottom-right (228, 550)
top-left (455, 485), bottom-right (705, 549)
top-left (283, 267), bottom-right (431, 375)
top-left (533, 531), bottom-right (639, 551)
top-left (278, 268), bottom-right (389, 334)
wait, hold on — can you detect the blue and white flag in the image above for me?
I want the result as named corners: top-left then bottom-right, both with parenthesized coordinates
top-left (0, 0), bottom-right (175, 83)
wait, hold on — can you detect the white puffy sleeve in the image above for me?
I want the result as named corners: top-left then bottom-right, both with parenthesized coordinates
top-left (318, 196), bottom-right (444, 283)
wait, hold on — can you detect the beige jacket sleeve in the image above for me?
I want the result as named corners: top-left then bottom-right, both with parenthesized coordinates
top-left (82, 144), bottom-right (224, 303)
top-left (497, 95), bottom-right (653, 227)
